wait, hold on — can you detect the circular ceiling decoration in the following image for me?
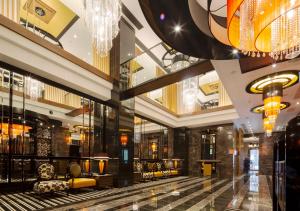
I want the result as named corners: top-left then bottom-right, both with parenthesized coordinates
top-left (245, 71), bottom-right (299, 94)
top-left (251, 102), bottom-right (290, 113)
top-left (138, 0), bottom-right (237, 60)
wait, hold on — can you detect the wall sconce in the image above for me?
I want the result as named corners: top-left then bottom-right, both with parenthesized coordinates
top-left (120, 134), bottom-right (128, 146)
top-left (84, 159), bottom-right (90, 173)
top-left (99, 160), bottom-right (105, 174)
top-left (151, 142), bottom-right (157, 152)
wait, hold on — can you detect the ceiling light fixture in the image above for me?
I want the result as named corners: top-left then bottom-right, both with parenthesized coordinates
top-left (263, 113), bottom-right (274, 137)
top-left (232, 49), bottom-right (238, 54)
top-left (227, 0), bottom-right (300, 60)
top-left (182, 76), bottom-right (199, 108)
top-left (246, 71), bottom-right (299, 94)
top-left (251, 102), bottom-right (290, 113)
top-left (263, 83), bottom-right (283, 124)
top-left (84, 0), bottom-right (121, 57)
top-left (247, 71), bottom-right (299, 136)
top-left (174, 25), bottom-right (182, 32)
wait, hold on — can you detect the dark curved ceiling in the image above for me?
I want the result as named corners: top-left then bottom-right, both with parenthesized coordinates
top-left (138, 0), bottom-right (238, 60)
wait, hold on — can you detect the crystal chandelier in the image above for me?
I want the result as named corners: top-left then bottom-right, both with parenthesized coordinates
top-left (84, 0), bottom-right (121, 57)
top-left (263, 113), bottom-right (274, 137)
top-left (263, 83), bottom-right (283, 124)
top-left (182, 76), bottom-right (199, 109)
top-left (227, 0), bottom-right (300, 60)
top-left (171, 54), bottom-right (190, 72)
top-left (25, 77), bottom-right (44, 100)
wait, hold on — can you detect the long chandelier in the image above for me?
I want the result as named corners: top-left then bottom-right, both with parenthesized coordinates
top-left (263, 113), bottom-right (274, 137)
top-left (228, 0), bottom-right (300, 60)
top-left (84, 0), bottom-right (122, 57)
top-left (182, 76), bottom-right (199, 109)
top-left (263, 83), bottom-right (283, 124)
top-left (25, 77), bottom-right (44, 100)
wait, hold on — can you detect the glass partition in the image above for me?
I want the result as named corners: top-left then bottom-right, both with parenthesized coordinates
top-left (120, 43), bottom-right (202, 90)
top-left (142, 70), bottom-right (233, 115)
top-left (0, 66), bottom-right (116, 185)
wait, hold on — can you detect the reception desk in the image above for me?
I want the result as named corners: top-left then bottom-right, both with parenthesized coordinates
top-left (197, 160), bottom-right (221, 176)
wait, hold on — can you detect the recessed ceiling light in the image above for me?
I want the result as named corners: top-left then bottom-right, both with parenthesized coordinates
top-left (73, 34), bottom-right (78, 39)
top-left (174, 25), bottom-right (181, 32)
top-left (297, 102), bottom-right (299, 105)
top-left (272, 63), bottom-right (277, 68)
top-left (232, 49), bottom-right (238, 54)
top-left (88, 52), bottom-right (91, 56)
top-left (160, 13), bottom-right (165, 21)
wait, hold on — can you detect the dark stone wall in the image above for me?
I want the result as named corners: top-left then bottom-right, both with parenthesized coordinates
top-left (216, 125), bottom-right (234, 178)
top-left (188, 130), bottom-right (201, 176)
top-left (174, 128), bottom-right (189, 176)
top-left (258, 132), bottom-right (282, 175)
top-left (189, 124), bottom-right (234, 178)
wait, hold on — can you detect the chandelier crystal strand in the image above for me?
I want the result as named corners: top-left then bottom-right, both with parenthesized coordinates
top-left (182, 76), bottom-right (199, 111)
top-left (84, 0), bottom-right (121, 57)
top-left (228, 0), bottom-right (300, 60)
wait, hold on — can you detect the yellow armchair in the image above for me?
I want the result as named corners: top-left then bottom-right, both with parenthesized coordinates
top-left (68, 163), bottom-right (96, 189)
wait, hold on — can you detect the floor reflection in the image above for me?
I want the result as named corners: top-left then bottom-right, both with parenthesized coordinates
top-left (71, 175), bottom-right (272, 211)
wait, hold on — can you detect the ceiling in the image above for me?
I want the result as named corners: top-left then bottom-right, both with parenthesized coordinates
top-left (29, 1), bottom-right (300, 133)
top-left (212, 59), bottom-right (300, 134)
top-left (197, 0), bottom-right (227, 17)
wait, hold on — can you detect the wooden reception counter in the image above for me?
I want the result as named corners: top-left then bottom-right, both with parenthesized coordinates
top-left (197, 160), bottom-right (221, 176)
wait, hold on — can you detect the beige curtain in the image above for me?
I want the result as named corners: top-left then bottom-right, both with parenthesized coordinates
top-left (0, 0), bottom-right (20, 23)
top-left (92, 47), bottom-right (110, 75)
top-left (218, 82), bottom-right (232, 106)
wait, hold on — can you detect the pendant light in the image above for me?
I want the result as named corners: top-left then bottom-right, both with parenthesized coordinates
top-left (263, 83), bottom-right (283, 124)
top-left (227, 0), bottom-right (300, 60)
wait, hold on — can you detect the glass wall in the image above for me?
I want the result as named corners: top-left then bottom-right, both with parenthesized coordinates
top-left (0, 67), bottom-right (117, 185)
top-left (141, 70), bottom-right (233, 115)
top-left (134, 116), bottom-right (168, 160)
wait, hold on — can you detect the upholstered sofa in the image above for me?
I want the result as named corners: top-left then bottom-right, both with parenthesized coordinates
top-left (33, 163), bottom-right (69, 193)
top-left (68, 163), bottom-right (96, 189)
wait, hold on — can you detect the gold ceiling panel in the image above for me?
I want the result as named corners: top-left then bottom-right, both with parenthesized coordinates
top-left (199, 81), bottom-right (220, 96)
top-left (20, 0), bottom-right (78, 39)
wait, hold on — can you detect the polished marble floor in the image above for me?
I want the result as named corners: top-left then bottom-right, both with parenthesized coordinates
top-left (0, 174), bottom-right (272, 211)
top-left (74, 173), bottom-right (272, 211)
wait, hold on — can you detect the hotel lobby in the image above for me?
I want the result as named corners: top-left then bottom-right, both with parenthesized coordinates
top-left (0, 0), bottom-right (299, 210)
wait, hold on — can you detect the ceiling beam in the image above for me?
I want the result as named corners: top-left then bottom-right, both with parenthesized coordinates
top-left (120, 60), bottom-right (214, 100)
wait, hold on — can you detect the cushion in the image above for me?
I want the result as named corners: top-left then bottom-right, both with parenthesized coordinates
top-left (38, 163), bottom-right (55, 180)
top-left (154, 171), bottom-right (163, 178)
top-left (68, 178), bottom-right (96, 189)
top-left (70, 163), bottom-right (82, 177)
top-left (33, 180), bottom-right (69, 193)
top-left (136, 162), bottom-right (143, 173)
top-left (162, 170), bottom-right (170, 177)
top-left (171, 170), bottom-right (179, 175)
top-left (156, 163), bottom-right (161, 171)
top-left (142, 172), bottom-right (153, 179)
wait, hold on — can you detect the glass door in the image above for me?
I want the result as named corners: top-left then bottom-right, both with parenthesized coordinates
top-left (250, 148), bottom-right (259, 171)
